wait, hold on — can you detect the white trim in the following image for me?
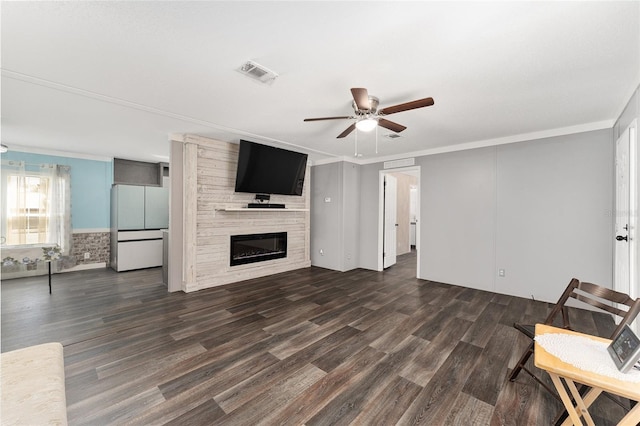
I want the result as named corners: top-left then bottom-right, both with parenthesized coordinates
top-left (308, 121), bottom-right (615, 167)
top-left (5, 69), bottom-right (337, 159)
top-left (72, 228), bottom-right (110, 234)
top-left (630, 122), bottom-right (637, 301)
top-left (4, 144), bottom-right (113, 162)
top-left (64, 262), bottom-right (107, 272)
top-left (378, 165), bottom-right (421, 276)
top-left (377, 172), bottom-right (385, 272)
top-left (355, 120), bottom-right (614, 165)
top-left (311, 156), bottom-right (358, 166)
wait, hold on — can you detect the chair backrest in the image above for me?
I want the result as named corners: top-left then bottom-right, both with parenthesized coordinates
top-left (544, 278), bottom-right (640, 338)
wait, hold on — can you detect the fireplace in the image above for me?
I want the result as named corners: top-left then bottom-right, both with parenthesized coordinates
top-left (230, 232), bottom-right (287, 266)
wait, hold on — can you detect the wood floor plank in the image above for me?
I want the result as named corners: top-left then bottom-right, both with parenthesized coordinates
top-left (269, 346), bottom-right (386, 425)
top-left (445, 393), bottom-right (495, 426)
top-left (490, 379), bottom-right (536, 426)
top-left (163, 399), bottom-right (226, 426)
top-left (461, 324), bottom-right (517, 406)
top-left (305, 335), bottom-right (430, 426)
top-left (1, 250), bottom-right (623, 426)
top-left (215, 363), bottom-right (326, 425)
top-left (461, 301), bottom-right (506, 348)
top-left (398, 341), bottom-right (483, 425)
top-left (214, 325), bottom-right (361, 413)
top-left (402, 316), bottom-right (473, 386)
top-left (350, 375), bottom-right (423, 426)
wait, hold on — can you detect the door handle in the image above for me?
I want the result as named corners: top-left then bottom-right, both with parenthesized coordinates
top-left (616, 235), bottom-right (628, 241)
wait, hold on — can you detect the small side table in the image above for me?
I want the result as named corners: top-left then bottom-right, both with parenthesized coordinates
top-left (534, 323), bottom-right (640, 426)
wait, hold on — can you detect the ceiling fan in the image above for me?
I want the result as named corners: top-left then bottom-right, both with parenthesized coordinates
top-left (304, 88), bottom-right (434, 138)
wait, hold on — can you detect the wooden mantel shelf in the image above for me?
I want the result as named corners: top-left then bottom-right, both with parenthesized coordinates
top-left (216, 208), bottom-right (309, 212)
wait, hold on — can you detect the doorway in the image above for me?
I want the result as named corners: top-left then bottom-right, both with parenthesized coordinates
top-left (378, 166), bottom-right (420, 277)
top-left (614, 119), bottom-right (637, 333)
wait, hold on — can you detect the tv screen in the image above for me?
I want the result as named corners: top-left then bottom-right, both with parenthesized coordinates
top-left (234, 140), bottom-right (308, 196)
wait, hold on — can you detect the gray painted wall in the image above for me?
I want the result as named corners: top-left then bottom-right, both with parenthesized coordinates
top-left (419, 129), bottom-right (613, 302)
top-left (310, 161), bottom-right (362, 272)
top-left (342, 162), bottom-right (360, 271)
top-left (311, 128), bottom-right (614, 303)
top-left (418, 147), bottom-right (498, 291)
top-left (358, 163), bottom-right (382, 271)
top-left (494, 129), bottom-right (613, 301)
top-left (310, 162), bottom-right (343, 270)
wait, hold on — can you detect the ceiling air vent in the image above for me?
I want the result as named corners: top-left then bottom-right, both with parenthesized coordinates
top-left (385, 133), bottom-right (401, 139)
top-left (237, 60), bottom-right (278, 85)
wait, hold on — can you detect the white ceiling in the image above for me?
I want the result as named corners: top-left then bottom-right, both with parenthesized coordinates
top-left (2, 1), bottom-right (639, 164)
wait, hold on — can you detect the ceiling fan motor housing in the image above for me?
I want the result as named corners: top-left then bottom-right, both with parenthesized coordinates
top-left (353, 96), bottom-right (379, 115)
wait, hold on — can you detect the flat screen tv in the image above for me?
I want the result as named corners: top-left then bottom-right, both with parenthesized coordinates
top-left (234, 140), bottom-right (308, 196)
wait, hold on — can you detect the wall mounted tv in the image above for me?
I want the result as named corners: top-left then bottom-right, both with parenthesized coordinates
top-left (234, 140), bottom-right (308, 196)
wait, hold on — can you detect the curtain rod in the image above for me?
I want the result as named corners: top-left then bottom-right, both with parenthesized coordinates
top-left (2, 160), bottom-right (58, 167)
top-left (2, 160), bottom-right (65, 168)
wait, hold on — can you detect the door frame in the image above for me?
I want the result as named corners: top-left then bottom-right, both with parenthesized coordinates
top-left (614, 119), bottom-right (638, 332)
top-left (383, 173), bottom-right (398, 269)
top-left (378, 166), bottom-right (421, 275)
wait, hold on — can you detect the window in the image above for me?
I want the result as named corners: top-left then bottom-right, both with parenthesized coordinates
top-left (1, 161), bottom-right (71, 251)
top-left (5, 174), bottom-right (52, 245)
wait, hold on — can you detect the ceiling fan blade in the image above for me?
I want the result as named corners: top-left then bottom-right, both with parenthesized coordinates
top-left (379, 97), bottom-right (434, 115)
top-left (304, 116), bottom-right (352, 122)
top-left (337, 123), bottom-right (356, 138)
top-left (351, 88), bottom-right (371, 111)
top-left (378, 118), bottom-right (407, 133)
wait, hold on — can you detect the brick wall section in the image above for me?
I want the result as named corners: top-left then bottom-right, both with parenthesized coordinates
top-left (72, 232), bottom-right (110, 265)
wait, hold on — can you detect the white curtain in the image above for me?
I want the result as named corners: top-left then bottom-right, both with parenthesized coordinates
top-left (2, 160), bottom-right (27, 246)
top-left (40, 164), bottom-right (72, 253)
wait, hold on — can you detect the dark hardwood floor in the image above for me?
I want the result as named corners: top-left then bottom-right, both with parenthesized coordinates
top-left (1, 252), bottom-right (628, 425)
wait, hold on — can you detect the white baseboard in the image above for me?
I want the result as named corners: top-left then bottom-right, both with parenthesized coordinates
top-left (65, 262), bottom-right (107, 272)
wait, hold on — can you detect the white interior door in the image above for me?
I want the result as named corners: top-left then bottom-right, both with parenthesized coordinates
top-left (384, 174), bottom-right (397, 268)
top-left (614, 122), bottom-right (637, 332)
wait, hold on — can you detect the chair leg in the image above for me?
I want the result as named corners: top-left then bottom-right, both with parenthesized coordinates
top-left (510, 341), bottom-right (562, 403)
top-left (521, 365), bottom-right (562, 403)
top-left (509, 341), bottom-right (534, 381)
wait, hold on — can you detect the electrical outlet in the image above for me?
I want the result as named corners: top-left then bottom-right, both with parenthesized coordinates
top-left (84, 252), bottom-right (91, 260)
top-left (498, 269), bottom-right (505, 277)
top-left (319, 249), bottom-right (324, 256)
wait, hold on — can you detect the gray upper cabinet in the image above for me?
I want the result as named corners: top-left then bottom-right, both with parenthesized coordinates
top-left (112, 185), bottom-right (169, 230)
top-left (144, 186), bottom-right (169, 229)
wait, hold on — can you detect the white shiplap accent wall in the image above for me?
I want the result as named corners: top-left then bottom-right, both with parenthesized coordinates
top-left (176, 134), bottom-right (310, 292)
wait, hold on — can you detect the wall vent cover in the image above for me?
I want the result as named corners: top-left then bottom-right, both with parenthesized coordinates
top-left (237, 60), bottom-right (278, 85)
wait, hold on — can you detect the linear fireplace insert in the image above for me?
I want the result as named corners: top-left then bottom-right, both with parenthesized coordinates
top-left (230, 232), bottom-right (287, 266)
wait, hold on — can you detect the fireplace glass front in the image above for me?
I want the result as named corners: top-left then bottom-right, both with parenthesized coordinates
top-left (230, 232), bottom-right (287, 266)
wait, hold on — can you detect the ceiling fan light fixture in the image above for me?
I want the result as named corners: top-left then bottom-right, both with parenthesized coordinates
top-left (355, 118), bottom-right (377, 132)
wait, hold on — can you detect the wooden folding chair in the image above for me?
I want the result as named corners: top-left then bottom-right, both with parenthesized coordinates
top-left (509, 278), bottom-right (640, 408)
